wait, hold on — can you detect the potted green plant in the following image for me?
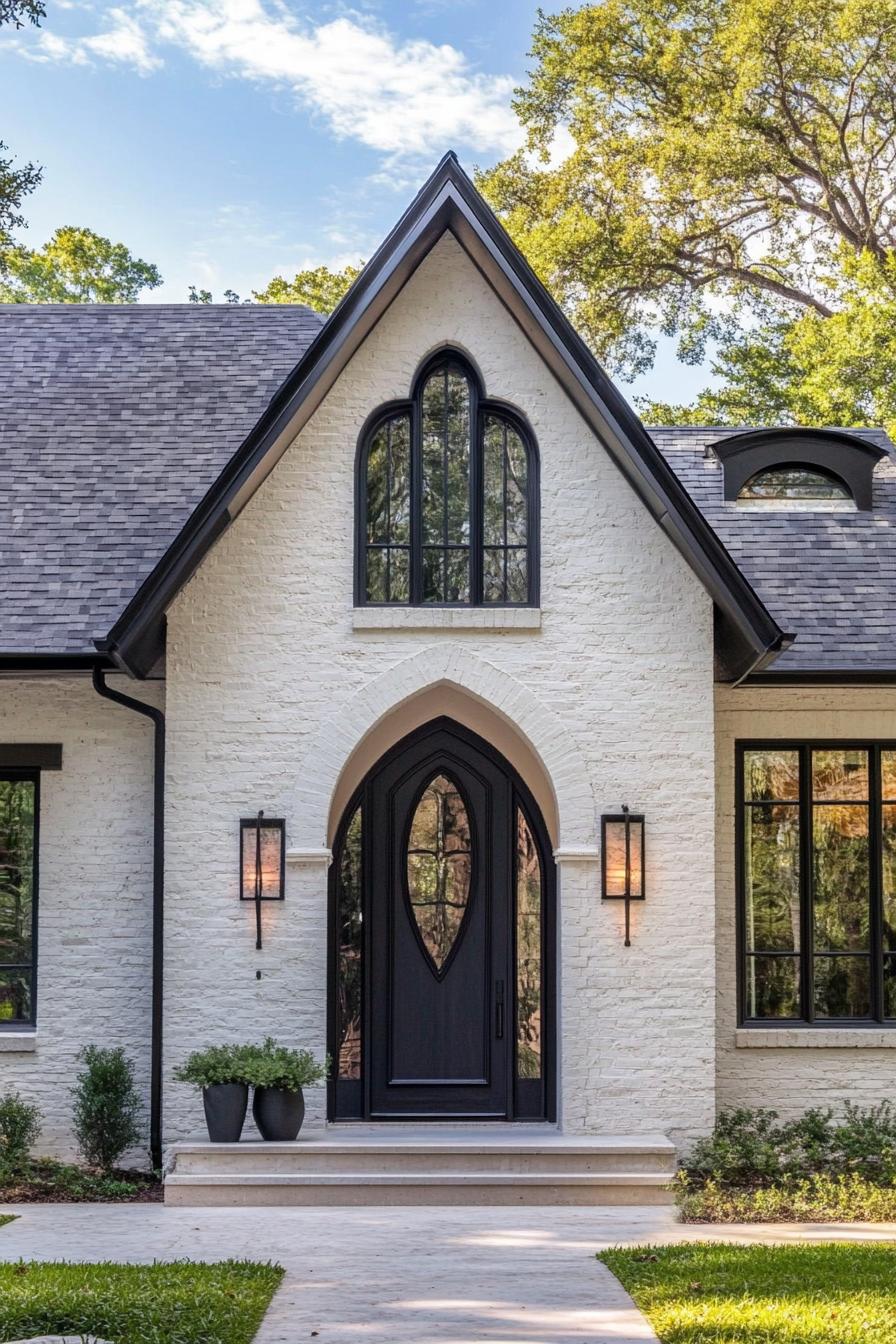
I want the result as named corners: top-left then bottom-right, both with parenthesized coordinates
top-left (245, 1038), bottom-right (327, 1141)
top-left (173, 1044), bottom-right (253, 1143)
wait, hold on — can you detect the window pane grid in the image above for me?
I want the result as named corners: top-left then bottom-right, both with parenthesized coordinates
top-left (740, 745), bottom-right (896, 1025)
top-left (361, 358), bottom-right (534, 607)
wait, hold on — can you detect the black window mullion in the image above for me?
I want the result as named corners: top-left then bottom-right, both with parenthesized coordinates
top-left (871, 745), bottom-right (885, 1022)
top-left (800, 744), bottom-right (815, 1022)
top-left (410, 403), bottom-right (422, 605)
top-left (470, 393), bottom-right (483, 604)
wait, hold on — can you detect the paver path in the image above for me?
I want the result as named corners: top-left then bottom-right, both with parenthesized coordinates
top-left (1, 1205), bottom-right (895, 1344)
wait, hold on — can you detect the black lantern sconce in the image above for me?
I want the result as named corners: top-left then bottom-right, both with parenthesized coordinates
top-left (239, 811), bottom-right (285, 950)
top-left (601, 805), bottom-right (645, 947)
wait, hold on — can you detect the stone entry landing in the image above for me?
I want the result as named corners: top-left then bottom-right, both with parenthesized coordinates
top-left (164, 1127), bottom-right (676, 1206)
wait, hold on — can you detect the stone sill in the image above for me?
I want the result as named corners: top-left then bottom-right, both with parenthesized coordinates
top-left (352, 608), bottom-right (542, 631)
top-left (0, 1031), bottom-right (37, 1052)
top-left (736, 1028), bottom-right (896, 1049)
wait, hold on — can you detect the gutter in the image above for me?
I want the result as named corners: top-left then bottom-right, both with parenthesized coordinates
top-left (91, 668), bottom-right (165, 1172)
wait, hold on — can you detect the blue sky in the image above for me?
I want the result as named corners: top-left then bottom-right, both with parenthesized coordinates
top-left (1, 0), bottom-right (710, 401)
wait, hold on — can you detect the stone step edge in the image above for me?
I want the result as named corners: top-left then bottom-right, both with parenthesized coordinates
top-left (169, 1138), bottom-right (676, 1156)
top-left (165, 1170), bottom-right (673, 1187)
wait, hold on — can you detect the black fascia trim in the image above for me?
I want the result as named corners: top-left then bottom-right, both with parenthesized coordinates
top-left (0, 653), bottom-right (114, 672)
top-left (0, 745), bottom-right (62, 770)
top-left (100, 151), bottom-right (788, 678)
top-left (713, 428), bottom-right (887, 508)
top-left (745, 669), bottom-right (896, 686)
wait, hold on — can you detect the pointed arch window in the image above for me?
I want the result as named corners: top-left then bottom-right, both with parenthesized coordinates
top-left (357, 353), bottom-right (539, 606)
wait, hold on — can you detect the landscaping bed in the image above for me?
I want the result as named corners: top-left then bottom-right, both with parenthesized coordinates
top-left (0, 1260), bottom-right (283, 1344)
top-left (675, 1104), bottom-right (896, 1222)
top-left (0, 1159), bottom-right (161, 1203)
top-left (601, 1242), bottom-right (896, 1344)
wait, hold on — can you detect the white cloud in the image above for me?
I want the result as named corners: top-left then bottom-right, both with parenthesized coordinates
top-left (10, 0), bottom-right (523, 160)
top-left (17, 6), bottom-right (161, 70)
top-left (147, 1), bottom-right (521, 157)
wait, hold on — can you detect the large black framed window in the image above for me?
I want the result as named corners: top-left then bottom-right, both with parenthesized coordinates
top-left (0, 772), bottom-right (38, 1027)
top-left (356, 351), bottom-right (539, 607)
top-left (737, 742), bottom-right (896, 1025)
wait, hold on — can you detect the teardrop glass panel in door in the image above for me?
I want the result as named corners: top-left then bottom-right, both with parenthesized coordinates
top-left (406, 774), bottom-right (472, 975)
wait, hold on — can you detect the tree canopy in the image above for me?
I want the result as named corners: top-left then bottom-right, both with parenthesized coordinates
top-left (0, 227), bottom-right (162, 302)
top-left (479, 0), bottom-right (896, 430)
top-left (253, 263), bottom-right (361, 313)
top-left (0, 0), bottom-right (44, 247)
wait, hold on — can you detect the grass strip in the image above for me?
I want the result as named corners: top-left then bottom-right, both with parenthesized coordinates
top-left (0, 1258), bottom-right (283, 1344)
top-left (601, 1241), bottom-right (896, 1343)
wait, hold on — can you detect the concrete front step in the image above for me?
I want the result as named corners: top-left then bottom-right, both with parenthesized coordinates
top-left (164, 1170), bottom-right (675, 1207)
top-left (164, 1130), bottom-right (677, 1206)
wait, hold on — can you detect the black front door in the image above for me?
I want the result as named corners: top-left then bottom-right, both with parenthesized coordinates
top-left (330, 717), bottom-right (553, 1123)
top-left (368, 724), bottom-right (512, 1118)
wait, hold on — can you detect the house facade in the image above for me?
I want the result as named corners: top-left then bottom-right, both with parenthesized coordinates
top-left (2, 156), bottom-right (896, 1186)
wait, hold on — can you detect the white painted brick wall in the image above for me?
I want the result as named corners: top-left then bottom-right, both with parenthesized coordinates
top-left (715, 683), bottom-right (896, 1118)
top-left (0, 676), bottom-right (159, 1163)
top-left (163, 233), bottom-right (718, 1147)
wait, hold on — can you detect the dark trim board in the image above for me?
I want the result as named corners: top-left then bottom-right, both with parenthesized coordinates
top-left (99, 153), bottom-right (789, 679)
top-left (0, 745), bottom-right (62, 770)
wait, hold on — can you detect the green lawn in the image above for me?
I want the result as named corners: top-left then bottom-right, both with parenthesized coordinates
top-left (0, 1259), bottom-right (283, 1344)
top-left (601, 1242), bottom-right (896, 1344)
top-left (0, 1216), bottom-right (14, 1229)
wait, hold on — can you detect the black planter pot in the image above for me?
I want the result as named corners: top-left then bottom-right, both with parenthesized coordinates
top-left (202, 1083), bottom-right (249, 1143)
top-left (252, 1085), bottom-right (305, 1141)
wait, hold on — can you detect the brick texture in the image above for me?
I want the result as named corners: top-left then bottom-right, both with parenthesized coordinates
top-left (163, 234), bottom-right (718, 1148)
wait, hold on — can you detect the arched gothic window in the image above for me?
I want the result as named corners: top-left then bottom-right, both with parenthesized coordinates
top-left (357, 352), bottom-right (538, 606)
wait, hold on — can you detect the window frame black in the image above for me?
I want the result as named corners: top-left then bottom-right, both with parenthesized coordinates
top-left (0, 768), bottom-right (40, 1031)
top-left (736, 739), bottom-right (896, 1028)
top-left (354, 349), bottom-right (540, 608)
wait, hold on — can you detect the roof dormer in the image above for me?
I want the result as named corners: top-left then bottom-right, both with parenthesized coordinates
top-left (713, 429), bottom-right (887, 511)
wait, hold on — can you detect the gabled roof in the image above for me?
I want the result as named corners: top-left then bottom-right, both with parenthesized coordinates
top-left (96, 152), bottom-right (789, 678)
top-left (653, 426), bottom-right (896, 677)
top-left (0, 302), bottom-right (323, 661)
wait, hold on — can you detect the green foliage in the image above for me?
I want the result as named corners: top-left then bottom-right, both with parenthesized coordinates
top-left (0, 1216), bottom-right (14, 1228)
top-left (686, 1103), bottom-right (896, 1186)
top-left (0, 226), bottom-right (162, 302)
top-left (0, 1091), bottom-right (40, 1175)
top-left (0, 1259), bottom-right (283, 1344)
top-left (0, 1157), bottom-right (158, 1202)
top-left (674, 1170), bottom-right (896, 1222)
top-left (243, 1038), bottom-right (328, 1092)
top-left (175, 1039), bottom-right (328, 1091)
top-left (187, 285), bottom-right (244, 303)
top-left (0, 145), bottom-right (41, 250)
top-left (601, 1242), bottom-right (896, 1342)
top-left (0, 0), bottom-right (44, 26)
top-left (173, 1043), bottom-right (257, 1089)
top-left (480, 0), bottom-right (896, 428)
top-left (677, 1104), bottom-right (896, 1220)
top-left (253, 263), bottom-right (362, 313)
top-left (71, 1045), bottom-right (142, 1172)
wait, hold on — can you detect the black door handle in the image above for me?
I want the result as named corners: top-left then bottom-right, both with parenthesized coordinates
top-left (495, 979), bottom-right (505, 1039)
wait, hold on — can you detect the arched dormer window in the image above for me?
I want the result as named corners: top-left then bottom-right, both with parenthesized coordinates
top-left (713, 429), bottom-right (886, 511)
top-left (357, 352), bottom-right (538, 606)
top-left (739, 465), bottom-right (852, 503)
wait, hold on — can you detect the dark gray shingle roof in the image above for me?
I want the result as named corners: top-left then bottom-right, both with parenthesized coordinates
top-left (652, 426), bottom-right (896, 672)
top-left (0, 303), bottom-right (323, 654)
top-left (2, 301), bottom-right (894, 673)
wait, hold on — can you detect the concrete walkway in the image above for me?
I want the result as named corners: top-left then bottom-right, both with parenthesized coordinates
top-left (1, 1205), bottom-right (895, 1344)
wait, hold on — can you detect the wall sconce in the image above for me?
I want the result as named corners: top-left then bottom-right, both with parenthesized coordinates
top-left (601, 805), bottom-right (645, 947)
top-left (240, 811), bottom-right (285, 950)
